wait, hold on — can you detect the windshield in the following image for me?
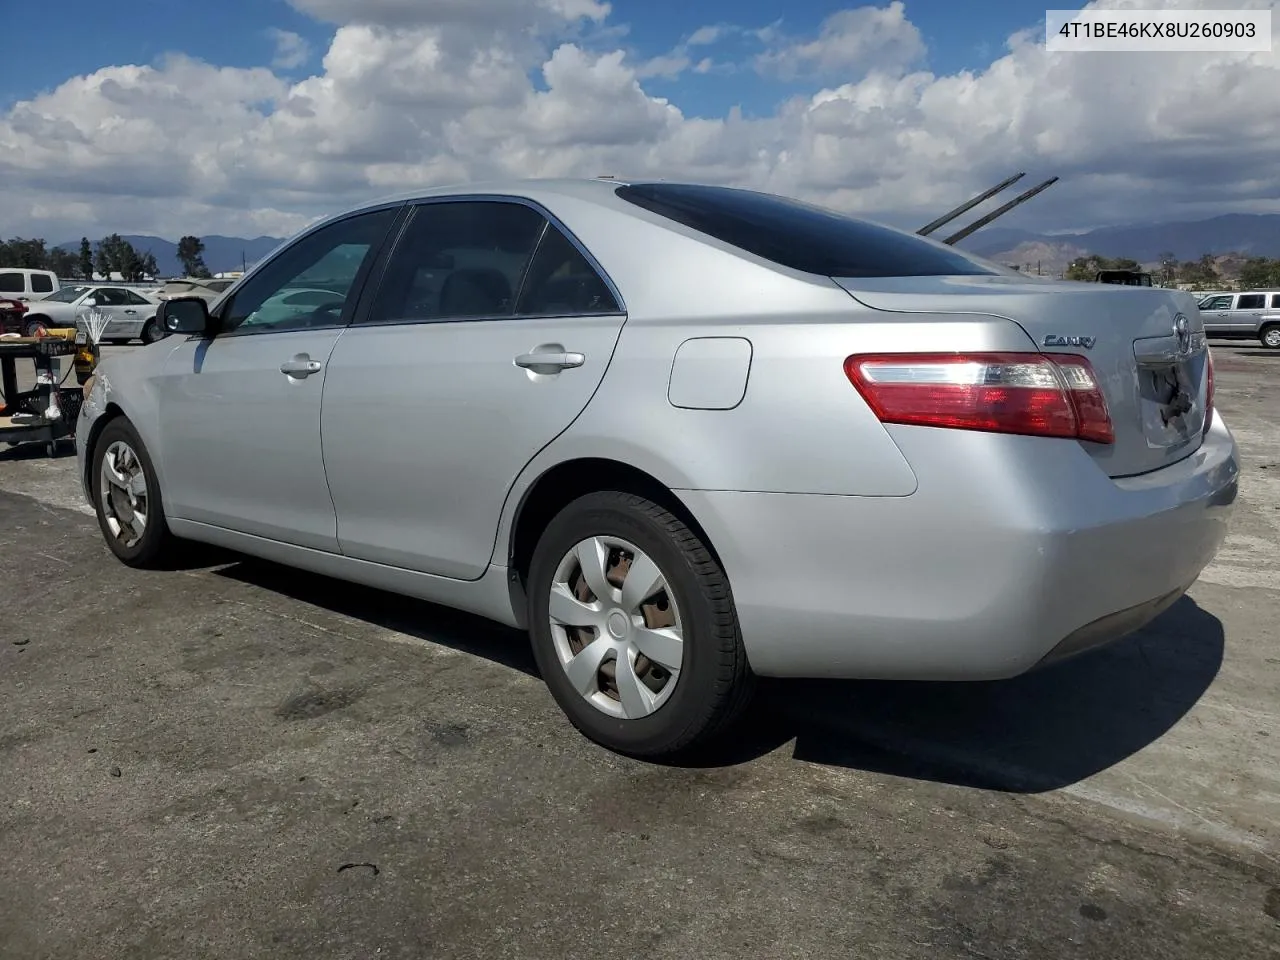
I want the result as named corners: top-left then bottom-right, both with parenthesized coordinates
top-left (43, 285), bottom-right (92, 303)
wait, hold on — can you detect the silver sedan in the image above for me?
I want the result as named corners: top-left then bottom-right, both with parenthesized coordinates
top-left (75, 178), bottom-right (1239, 757)
top-left (26, 283), bottom-right (164, 343)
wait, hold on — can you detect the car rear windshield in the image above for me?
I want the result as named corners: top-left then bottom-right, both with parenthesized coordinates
top-left (615, 183), bottom-right (998, 278)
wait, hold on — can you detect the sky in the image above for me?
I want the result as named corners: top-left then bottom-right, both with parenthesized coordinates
top-left (0, 0), bottom-right (1277, 243)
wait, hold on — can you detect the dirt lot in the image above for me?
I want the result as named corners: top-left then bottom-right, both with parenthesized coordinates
top-left (1, 343), bottom-right (1278, 959)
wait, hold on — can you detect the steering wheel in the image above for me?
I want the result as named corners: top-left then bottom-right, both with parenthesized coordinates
top-left (309, 300), bottom-right (345, 325)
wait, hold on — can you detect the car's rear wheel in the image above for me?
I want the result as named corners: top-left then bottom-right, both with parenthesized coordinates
top-left (90, 417), bottom-right (180, 568)
top-left (527, 491), bottom-right (754, 758)
top-left (1261, 324), bottom-right (1280, 349)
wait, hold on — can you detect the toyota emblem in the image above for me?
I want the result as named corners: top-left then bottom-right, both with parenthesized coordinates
top-left (1174, 314), bottom-right (1192, 355)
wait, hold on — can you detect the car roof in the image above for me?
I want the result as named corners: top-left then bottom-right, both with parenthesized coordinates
top-left (303, 177), bottom-right (688, 235)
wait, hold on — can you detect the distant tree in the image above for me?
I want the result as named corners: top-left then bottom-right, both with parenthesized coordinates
top-left (0, 237), bottom-right (50, 268)
top-left (47, 247), bottom-right (80, 278)
top-left (1065, 254), bottom-right (1118, 280)
top-left (1177, 254), bottom-right (1221, 288)
top-left (78, 238), bottom-right (94, 279)
top-left (1238, 257), bottom-right (1280, 290)
top-left (176, 235), bottom-right (211, 278)
top-left (135, 250), bottom-right (159, 281)
top-left (95, 234), bottom-right (137, 279)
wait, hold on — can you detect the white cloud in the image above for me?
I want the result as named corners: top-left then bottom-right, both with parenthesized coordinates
top-left (268, 29), bottom-right (312, 70)
top-left (688, 25), bottom-right (724, 46)
top-left (1, 0), bottom-right (1278, 244)
top-left (755, 1), bottom-right (926, 79)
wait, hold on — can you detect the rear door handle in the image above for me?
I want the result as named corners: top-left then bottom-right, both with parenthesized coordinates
top-left (280, 355), bottom-right (323, 378)
top-left (514, 351), bottom-right (585, 371)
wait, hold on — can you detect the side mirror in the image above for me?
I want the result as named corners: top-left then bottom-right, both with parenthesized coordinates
top-left (159, 296), bottom-right (212, 335)
top-left (83, 298), bottom-right (97, 307)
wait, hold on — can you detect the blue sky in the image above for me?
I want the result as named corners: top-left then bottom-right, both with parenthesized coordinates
top-left (2, 0), bottom-right (1046, 115)
top-left (2, 0), bottom-right (1277, 244)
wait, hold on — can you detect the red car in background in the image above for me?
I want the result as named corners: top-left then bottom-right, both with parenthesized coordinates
top-left (0, 297), bottom-right (30, 336)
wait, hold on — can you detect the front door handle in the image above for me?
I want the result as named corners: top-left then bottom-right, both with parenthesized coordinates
top-left (280, 354), bottom-right (323, 378)
top-left (124, 309), bottom-right (137, 315)
top-left (514, 351), bottom-right (585, 371)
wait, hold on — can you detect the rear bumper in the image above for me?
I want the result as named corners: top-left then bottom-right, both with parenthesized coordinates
top-left (678, 415), bottom-right (1239, 680)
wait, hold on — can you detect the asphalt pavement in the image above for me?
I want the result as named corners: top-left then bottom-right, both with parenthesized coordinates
top-left (1, 342), bottom-right (1278, 959)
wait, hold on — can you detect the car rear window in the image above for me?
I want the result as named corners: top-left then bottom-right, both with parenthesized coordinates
top-left (615, 183), bottom-right (997, 278)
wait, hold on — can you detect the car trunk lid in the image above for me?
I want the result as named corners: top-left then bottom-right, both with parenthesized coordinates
top-left (833, 274), bottom-right (1210, 478)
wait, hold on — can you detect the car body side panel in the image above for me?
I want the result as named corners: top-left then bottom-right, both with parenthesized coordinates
top-left (488, 310), bottom-right (1041, 567)
top-left (166, 518), bottom-right (526, 629)
top-left (322, 314), bottom-right (628, 580)
top-left (76, 338), bottom-right (189, 502)
top-left (679, 414), bottom-right (1237, 680)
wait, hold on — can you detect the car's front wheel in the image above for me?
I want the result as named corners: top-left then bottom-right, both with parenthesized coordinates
top-left (140, 318), bottom-right (163, 344)
top-left (526, 491), bottom-right (755, 758)
top-left (90, 417), bottom-right (180, 568)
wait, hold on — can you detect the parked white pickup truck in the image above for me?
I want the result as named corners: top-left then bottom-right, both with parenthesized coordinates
top-left (0, 268), bottom-right (59, 301)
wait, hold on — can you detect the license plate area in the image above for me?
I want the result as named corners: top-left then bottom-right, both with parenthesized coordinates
top-left (74, 331), bottom-right (86, 344)
top-left (1133, 352), bottom-right (1205, 449)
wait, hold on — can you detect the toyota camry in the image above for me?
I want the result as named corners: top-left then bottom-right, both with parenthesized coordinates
top-left (76, 178), bottom-right (1239, 757)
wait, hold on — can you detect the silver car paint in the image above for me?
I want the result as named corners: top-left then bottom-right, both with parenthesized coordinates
top-left (833, 275), bottom-right (1211, 478)
top-left (78, 178), bottom-right (1239, 680)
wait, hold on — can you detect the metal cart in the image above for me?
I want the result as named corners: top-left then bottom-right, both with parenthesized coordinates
top-left (0, 337), bottom-right (83, 457)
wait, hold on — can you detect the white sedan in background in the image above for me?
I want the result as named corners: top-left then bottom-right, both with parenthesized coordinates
top-left (24, 284), bottom-right (164, 343)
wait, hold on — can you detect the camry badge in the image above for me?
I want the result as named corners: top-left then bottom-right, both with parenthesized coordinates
top-left (1043, 334), bottom-right (1096, 349)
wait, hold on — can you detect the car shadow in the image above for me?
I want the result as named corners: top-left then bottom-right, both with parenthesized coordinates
top-left (213, 558), bottom-right (1223, 793)
top-left (685, 596), bottom-right (1224, 792)
top-left (214, 558), bottom-right (538, 675)
top-left (0, 437), bottom-right (78, 461)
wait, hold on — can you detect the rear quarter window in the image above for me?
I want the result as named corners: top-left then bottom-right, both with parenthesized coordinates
top-left (615, 183), bottom-right (998, 278)
top-left (31, 273), bottom-right (54, 293)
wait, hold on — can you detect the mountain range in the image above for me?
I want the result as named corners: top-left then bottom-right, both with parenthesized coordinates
top-left (56, 235), bottom-right (285, 278)
top-left (957, 213), bottom-right (1280, 266)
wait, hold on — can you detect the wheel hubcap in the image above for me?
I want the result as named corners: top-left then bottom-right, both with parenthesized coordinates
top-left (548, 536), bottom-right (684, 720)
top-left (99, 440), bottom-right (148, 548)
top-left (1265, 329), bottom-right (1280, 348)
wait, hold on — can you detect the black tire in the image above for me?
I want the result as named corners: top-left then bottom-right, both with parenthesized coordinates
top-left (140, 318), bottom-right (162, 344)
top-left (23, 317), bottom-right (48, 338)
top-left (90, 417), bottom-right (180, 568)
top-left (1261, 324), bottom-right (1280, 350)
top-left (527, 491), bottom-right (755, 758)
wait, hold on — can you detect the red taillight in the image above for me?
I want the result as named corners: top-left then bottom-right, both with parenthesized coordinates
top-left (844, 352), bottom-right (1114, 445)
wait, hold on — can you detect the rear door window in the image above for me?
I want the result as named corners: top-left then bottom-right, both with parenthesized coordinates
top-left (365, 200), bottom-right (546, 324)
top-left (516, 223), bottom-right (620, 316)
top-left (615, 183), bottom-right (998, 278)
top-left (1236, 294), bottom-right (1266, 310)
top-left (0, 272), bottom-right (22, 293)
